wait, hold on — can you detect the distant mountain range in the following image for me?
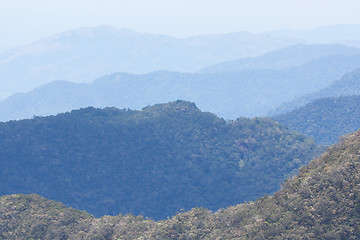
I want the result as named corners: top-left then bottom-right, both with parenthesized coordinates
top-left (0, 101), bottom-right (321, 220)
top-left (3, 24), bottom-right (360, 239)
top-left (267, 24), bottom-right (360, 43)
top-left (1, 24), bottom-right (360, 100)
top-left (200, 44), bottom-right (360, 73)
top-left (2, 125), bottom-right (360, 239)
top-left (2, 45), bottom-right (360, 121)
top-left (0, 25), bottom-right (302, 99)
top-left (271, 67), bottom-right (360, 115)
top-left (273, 95), bottom-right (360, 145)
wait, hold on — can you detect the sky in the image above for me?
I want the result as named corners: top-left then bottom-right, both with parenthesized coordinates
top-left (1, 0), bottom-right (360, 52)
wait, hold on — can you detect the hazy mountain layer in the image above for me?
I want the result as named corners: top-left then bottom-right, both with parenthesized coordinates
top-left (0, 101), bottom-right (320, 220)
top-left (2, 127), bottom-right (360, 239)
top-left (271, 67), bottom-right (360, 115)
top-left (2, 53), bottom-right (360, 121)
top-left (0, 25), bottom-right (301, 99)
top-left (200, 44), bottom-right (360, 73)
top-left (273, 95), bottom-right (360, 145)
top-left (267, 24), bottom-right (360, 44)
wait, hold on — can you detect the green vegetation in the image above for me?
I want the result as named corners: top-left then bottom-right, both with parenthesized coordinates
top-left (0, 194), bottom-right (93, 239)
top-left (273, 95), bottom-right (360, 145)
top-left (0, 101), bottom-right (320, 220)
top-left (1, 129), bottom-right (360, 239)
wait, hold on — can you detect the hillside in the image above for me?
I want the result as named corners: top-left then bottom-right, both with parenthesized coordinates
top-left (0, 194), bottom-right (93, 239)
top-left (1, 127), bottom-right (360, 239)
top-left (0, 25), bottom-right (301, 99)
top-left (271, 67), bottom-right (360, 115)
top-left (200, 43), bottom-right (360, 73)
top-left (273, 95), bottom-right (360, 146)
top-left (2, 54), bottom-right (360, 121)
top-left (0, 101), bottom-right (320, 220)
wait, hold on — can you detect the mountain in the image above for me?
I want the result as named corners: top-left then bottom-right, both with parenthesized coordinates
top-left (338, 39), bottom-right (360, 48)
top-left (0, 194), bottom-right (93, 240)
top-left (3, 53), bottom-right (360, 121)
top-left (152, 129), bottom-right (360, 239)
top-left (267, 24), bottom-right (360, 44)
top-left (0, 101), bottom-right (321, 220)
top-left (271, 67), bottom-right (360, 115)
top-left (199, 44), bottom-right (360, 73)
top-left (2, 128), bottom-right (360, 239)
top-left (0, 25), bottom-right (302, 99)
top-left (273, 95), bottom-right (360, 146)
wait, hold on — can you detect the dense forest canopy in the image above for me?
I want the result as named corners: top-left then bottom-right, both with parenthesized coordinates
top-left (274, 95), bottom-right (360, 146)
top-left (0, 101), bottom-right (321, 220)
top-left (1, 128), bottom-right (360, 239)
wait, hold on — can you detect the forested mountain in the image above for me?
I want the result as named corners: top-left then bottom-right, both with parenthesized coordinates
top-left (0, 101), bottom-right (320, 220)
top-left (200, 44), bottom-right (360, 73)
top-left (2, 127), bottom-right (360, 239)
top-left (272, 67), bottom-right (360, 115)
top-left (2, 53), bottom-right (360, 121)
top-left (273, 95), bottom-right (360, 146)
top-left (0, 25), bottom-right (302, 99)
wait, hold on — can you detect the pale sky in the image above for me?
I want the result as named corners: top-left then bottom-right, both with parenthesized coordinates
top-left (1, 0), bottom-right (360, 52)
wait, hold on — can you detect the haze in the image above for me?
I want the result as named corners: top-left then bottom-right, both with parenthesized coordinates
top-left (1, 0), bottom-right (360, 53)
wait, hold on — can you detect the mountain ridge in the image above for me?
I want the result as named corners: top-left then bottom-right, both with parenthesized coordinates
top-left (2, 52), bottom-right (360, 121)
top-left (0, 25), bottom-right (302, 99)
top-left (267, 24), bottom-right (360, 43)
top-left (0, 101), bottom-right (320, 220)
top-left (273, 95), bottom-right (360, 146)
top-left (1, 127), bottom-right (360, 239)
top-left (200, 43), bottom-right (360, 73)
top-left (271, 67), bottom-right (360, 115)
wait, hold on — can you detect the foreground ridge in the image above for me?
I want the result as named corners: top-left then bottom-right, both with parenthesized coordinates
top-left (1, 130), bottom-right (360, 239)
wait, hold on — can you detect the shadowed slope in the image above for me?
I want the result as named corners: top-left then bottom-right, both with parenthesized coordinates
top-left (0, 101), bottom-right (320, 220)
top-left (273, 95), bottom-right (360, 145)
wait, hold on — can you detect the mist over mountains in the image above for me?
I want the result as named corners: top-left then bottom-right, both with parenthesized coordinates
top-left (273, 95), bottom-right (360, 146)
top-left (2, 23), bottom-right (360, 239)
top-left (272, 67), bottom-right (360, 115)
top-left (2, 43), bottom-right (360, 121)
top-left (267, 24), bottom-right (360, 43)
top-left (0, 25), bottom-right (303, 99)
top-left (270, 68), bottom-right (360, 146)
top-left (200, 44), bottom-right (360, 73)
top-left (2, 24), bottom-right (360, 100)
